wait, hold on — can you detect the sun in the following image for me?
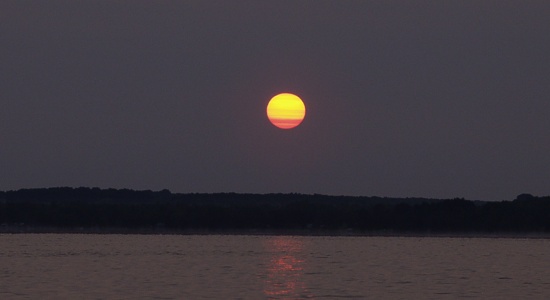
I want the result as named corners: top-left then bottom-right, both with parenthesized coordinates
top-left (266, 93), bottom-right (306, 129)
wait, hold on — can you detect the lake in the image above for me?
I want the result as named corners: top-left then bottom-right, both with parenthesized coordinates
top-left (1, 234), bottom-right (549, 299)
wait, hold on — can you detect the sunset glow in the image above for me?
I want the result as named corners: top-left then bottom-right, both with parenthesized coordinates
top-left (266, 93), bottom-right (306, 129)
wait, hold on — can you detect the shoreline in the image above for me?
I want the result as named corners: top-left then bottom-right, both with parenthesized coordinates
top-left (2, 226), bottom-right (550, 239)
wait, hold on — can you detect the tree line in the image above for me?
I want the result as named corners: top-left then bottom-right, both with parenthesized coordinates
top-left (1, 187), bottom-right (549, 233)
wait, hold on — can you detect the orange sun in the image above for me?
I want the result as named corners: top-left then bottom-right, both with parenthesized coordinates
top-left (266, 93), bottom-right (306, 129)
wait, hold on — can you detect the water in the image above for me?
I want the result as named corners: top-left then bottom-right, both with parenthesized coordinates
top-left (1, 234), bottom-right (549, 299)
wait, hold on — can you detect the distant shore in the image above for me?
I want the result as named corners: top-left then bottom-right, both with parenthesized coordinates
top-left (3, 188), bottom-right (550, 236)
top-left (2, 226), bottom-right (550, 239)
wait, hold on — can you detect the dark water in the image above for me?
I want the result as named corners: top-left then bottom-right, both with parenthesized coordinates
top-left (1, 234), bottom-right (549, 299)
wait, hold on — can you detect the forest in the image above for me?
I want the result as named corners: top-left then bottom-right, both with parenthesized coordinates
top-left (1, 187), bottom-right (549, 234)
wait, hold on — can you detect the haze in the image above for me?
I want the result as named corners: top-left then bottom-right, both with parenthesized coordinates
top-left (1, 1), bottom-right (549, 201)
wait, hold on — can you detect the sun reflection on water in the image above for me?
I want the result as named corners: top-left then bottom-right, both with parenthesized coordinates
top-left (263, 237), bottom-right (312, 299)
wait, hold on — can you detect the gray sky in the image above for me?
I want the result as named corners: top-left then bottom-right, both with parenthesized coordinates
top-left (1, 1), bottom-right (549, 200)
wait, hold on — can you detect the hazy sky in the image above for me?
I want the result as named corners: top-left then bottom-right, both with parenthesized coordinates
top-left (2, 1), bottom-right (549, 200)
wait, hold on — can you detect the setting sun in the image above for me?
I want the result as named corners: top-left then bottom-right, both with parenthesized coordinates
top-left (266, 93), bottom-right (306, 129)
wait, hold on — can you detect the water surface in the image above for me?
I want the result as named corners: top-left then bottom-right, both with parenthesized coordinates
top-left (1, 234), bottom-right (549, 299)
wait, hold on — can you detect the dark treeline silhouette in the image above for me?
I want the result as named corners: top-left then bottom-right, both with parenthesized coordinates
top-left (1, 188), bottom-right (549, 234)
